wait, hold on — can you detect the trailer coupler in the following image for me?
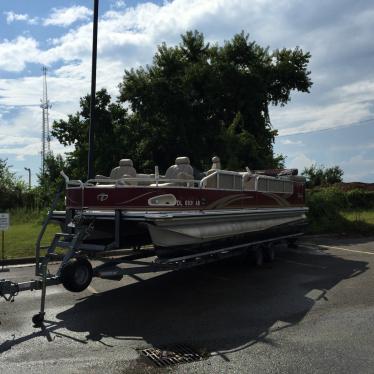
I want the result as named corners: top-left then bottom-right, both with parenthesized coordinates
top-left (0, 280), bottom-right (20, 302)
top-left (0, 277), bottom-right (60, 302)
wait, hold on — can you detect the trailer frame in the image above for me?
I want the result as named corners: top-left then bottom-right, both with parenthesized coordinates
top-left (0, 224), bottom-right (302, 327)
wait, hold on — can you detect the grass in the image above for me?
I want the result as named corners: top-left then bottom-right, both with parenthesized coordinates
top-left (1, 209), bottom-right (60, 259)
top-left (341, 210), bottom-right (374, 225)
top-left (1, 208), bottom-right (373, 259)
top-left (307, 209), bottom-right (374, 235)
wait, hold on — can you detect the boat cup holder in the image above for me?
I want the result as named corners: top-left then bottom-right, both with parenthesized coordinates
top-left (148, 194), bottom-right (177, 207)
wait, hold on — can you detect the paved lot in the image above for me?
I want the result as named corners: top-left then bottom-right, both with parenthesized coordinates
top-left (1, 236), bottom-right (374, 373)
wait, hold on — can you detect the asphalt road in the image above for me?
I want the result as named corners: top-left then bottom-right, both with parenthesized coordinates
top-left (1, 236), bottom-right (374, 373)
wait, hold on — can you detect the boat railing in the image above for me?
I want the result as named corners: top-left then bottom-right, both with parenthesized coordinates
top-left (254, 175), bottom-right (294, 194)
top-left (63, 170), bottom-right (246, 190)
top-left (60, 171), bottom-right (84, 188)
top-left (199, 170), bottom-right (244, 190)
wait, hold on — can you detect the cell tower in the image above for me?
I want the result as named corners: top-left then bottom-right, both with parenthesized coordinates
top-left (40, 66), bottom-right (52, 174)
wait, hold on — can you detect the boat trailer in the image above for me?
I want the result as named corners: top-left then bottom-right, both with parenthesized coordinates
top-left (0, 224), bottom-right (301, 327)
top-left (0, 185), bottom-right (302, 326)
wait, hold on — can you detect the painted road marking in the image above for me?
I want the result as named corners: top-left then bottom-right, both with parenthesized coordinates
top-left (279, 259), bottom-right (327, 269)
top-left (87, 285), bottom-right (98, 294)
top-left (304, 243), bottom-right (374, 256)
top-left (292, 244), bottom-right (328, 255)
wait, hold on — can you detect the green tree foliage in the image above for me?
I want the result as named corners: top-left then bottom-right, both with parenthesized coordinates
top-left (37, 153), bottom-right (68, 206)
top-left (52, 31), bottom-right (312, 176)
top-left (0, 158), bottom-right (18, 190)
top-left (0, 158), bottom-right (32, 210)
top-left (52, 89), bottom-right (128, 178)
top-left (302, 164), bottom-right (344, 188)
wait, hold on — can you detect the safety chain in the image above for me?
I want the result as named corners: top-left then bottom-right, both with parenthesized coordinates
top-left (0, 279), bottom-right (19, 302)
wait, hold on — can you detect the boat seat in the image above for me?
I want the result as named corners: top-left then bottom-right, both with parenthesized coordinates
top-left (210, 156), bottom-right (221, 170)
top-left (204, 156), bottom-right (221, 188)
top-left (96, 159), bottom-right (137, 185)
top-left (164, 157), bottom-right (194, 184)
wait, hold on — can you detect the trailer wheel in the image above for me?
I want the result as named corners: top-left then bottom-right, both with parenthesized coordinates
top-left (61, 258), bottom-right (93, 293)
top-left (263, 246), bottom-right (275, 262)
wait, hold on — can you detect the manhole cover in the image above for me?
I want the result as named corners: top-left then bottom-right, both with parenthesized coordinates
top-left (140, 344), bottom-right (203, 367)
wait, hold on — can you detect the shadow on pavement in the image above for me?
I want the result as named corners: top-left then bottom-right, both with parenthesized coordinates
top-left (56, 249), bottom-right (368, 353)
top-left (0, 248), bottom-right (369, 356)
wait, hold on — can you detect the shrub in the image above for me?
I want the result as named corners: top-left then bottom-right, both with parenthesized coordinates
top-left (346, 189), bottom-right (374, 210)
top-left (306, 188), bottom-right (347, 219)
top-left (306, 187), bottom-right (374, 234)
top-left (306, 188), bottom-right (346, 233)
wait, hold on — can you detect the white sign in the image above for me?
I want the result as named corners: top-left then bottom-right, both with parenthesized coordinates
top-left (0, 213), bottom-right (9, 230)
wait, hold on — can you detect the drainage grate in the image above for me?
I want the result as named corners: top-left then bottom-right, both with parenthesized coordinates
top-left (140, 344), bottom-right (203, 367)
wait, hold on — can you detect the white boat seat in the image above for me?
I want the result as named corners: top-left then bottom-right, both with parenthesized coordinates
top-left (211, 156), bottom-right (221, 170)
top-left (112, 159), bottom-right (136, 178)
top-left (164, 157), bottom-right (194, 184)
top-left (96, 159), bottom-right (137, 185)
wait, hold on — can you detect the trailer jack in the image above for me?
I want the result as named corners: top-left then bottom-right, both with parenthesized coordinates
top-left (0, 221), bottom-right (92, 326)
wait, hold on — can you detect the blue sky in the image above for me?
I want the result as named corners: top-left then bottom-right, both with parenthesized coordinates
top-left (0, 0), bottom-right (373, 184)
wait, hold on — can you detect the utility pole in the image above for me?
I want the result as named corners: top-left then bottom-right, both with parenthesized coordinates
top-left (87, 0), bottom-right (99, 179)
top-left (24, 167), bottom-right (31, 189)
top-left (40, 66), bottom-right (51, 174)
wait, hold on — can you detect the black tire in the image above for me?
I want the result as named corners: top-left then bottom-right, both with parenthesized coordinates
top-left (263, 246), bottom-right (275, 262)
top-left (60, 257), bottom-right (93, 293)
top-left (287, 238), bottom-right (298, 248)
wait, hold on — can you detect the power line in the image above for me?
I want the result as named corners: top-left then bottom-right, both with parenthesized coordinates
top-left (277, 118), bottom-right (374, 137)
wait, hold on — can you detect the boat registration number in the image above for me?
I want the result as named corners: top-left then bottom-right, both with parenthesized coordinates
top-left (176, 200), bottom-right (201, 206)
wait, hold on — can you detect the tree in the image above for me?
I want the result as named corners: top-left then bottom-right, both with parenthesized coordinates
top-left (37, 153), bottom-right (68, 206)
top-left (52, 31), bottom-right (312, 176)
top-left (324, 165), bottom-right (344, 185)
top-left (0, 158), bottom-right (17, 190)
top-left (0, 158), bottom-right (29, 210)
top-left (119, 30), bottom-right (312, 171)
top-left (302, 164), bottom-right (343, 188)
top-left (52, 89), bottom-right (130, 177)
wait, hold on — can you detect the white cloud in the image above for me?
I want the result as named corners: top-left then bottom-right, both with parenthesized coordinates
top-left (4, 11), bottom-right (38, 25)
top-left (341, 155), bottom-right (374, 182)
top-left (272, 98), bottom-right (373, 136)
top-left (43, 6), bottom-right (92, 27)
top-left (280, 139), bottom-right (303, 145)
top-left (0, 105), bottom-right (73, 161)
top-left (0, 37), bottom-right (41, 72)
top-left (287, 153), bottom-right (315, 173)
top-left (0, 135), bottom-right (37, 146)
top-left (112, 0), bottom-right (126, 8)
top-left (0, 139), bottom-right (70, 161)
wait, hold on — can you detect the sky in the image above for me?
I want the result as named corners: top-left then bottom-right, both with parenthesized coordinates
top-left (0, 0), bottom-right (373, 185)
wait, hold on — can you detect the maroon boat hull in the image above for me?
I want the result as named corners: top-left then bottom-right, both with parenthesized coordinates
top-left (66, 184), bottom-right (305, 211)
